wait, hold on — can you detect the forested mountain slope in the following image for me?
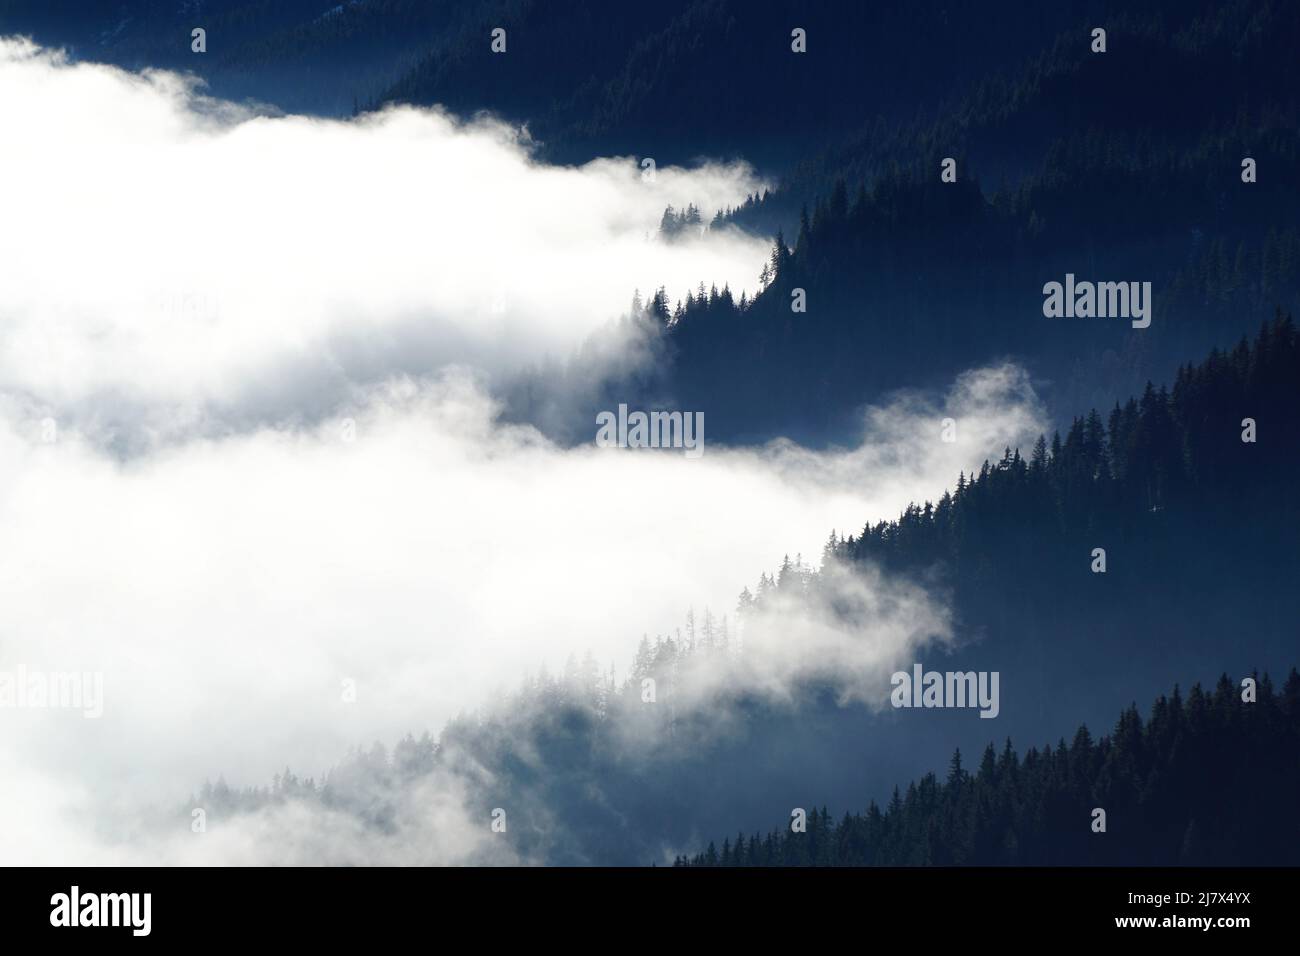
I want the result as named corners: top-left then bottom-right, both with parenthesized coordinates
top-left (677, 671), bottom-right (1300, 866)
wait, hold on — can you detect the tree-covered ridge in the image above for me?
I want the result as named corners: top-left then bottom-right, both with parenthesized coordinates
top-left (375, 0), bottom-right (1107, 167)
top-left (634, 1), bottom-right (1300, 446)
top-left (676, 669), bottom-right (1300, 866)
top-left (838, 312), bottom-right (1299, 579)
top-left (729, 0), bottom-right (1300, 233)
top-left (654, 126), bottom-right (1300, 444)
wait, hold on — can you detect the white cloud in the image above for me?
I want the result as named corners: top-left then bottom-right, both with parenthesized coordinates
top-left (0, 36), bottom-right (769, 441)
top-left (0, 38), bottom-right (1049, 864)
top-left (0, 368), bottom-right (1043, 863)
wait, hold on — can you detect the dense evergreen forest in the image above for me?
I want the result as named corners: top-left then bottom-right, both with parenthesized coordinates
top-left (675, 669), bottom-right (1300, 866)
top-left (659, 0), bottom-right (1300, 442)
top-left (656, 174), bottom-right (1300, 444)
top-left (841, 312), bottom-right (1299, 573)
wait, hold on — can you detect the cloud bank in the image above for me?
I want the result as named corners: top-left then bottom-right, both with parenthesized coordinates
top-left (0, 38), bottom-right (1049, 864)
top-left (0, 36), bottom-right (769, 445)
top-left (0, 367), bottom-right (1044, 863)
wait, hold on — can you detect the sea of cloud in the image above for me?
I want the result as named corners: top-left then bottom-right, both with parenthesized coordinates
top-left (0, 37), bottom-right (1046, 863)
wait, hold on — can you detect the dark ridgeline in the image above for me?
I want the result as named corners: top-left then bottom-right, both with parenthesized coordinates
top-left (841, 312), bottom-right (1300, 599)
top-left (0, 0), bottom-right (1120, 161)
top-left (676, 670), bottom-right (1300, 866)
